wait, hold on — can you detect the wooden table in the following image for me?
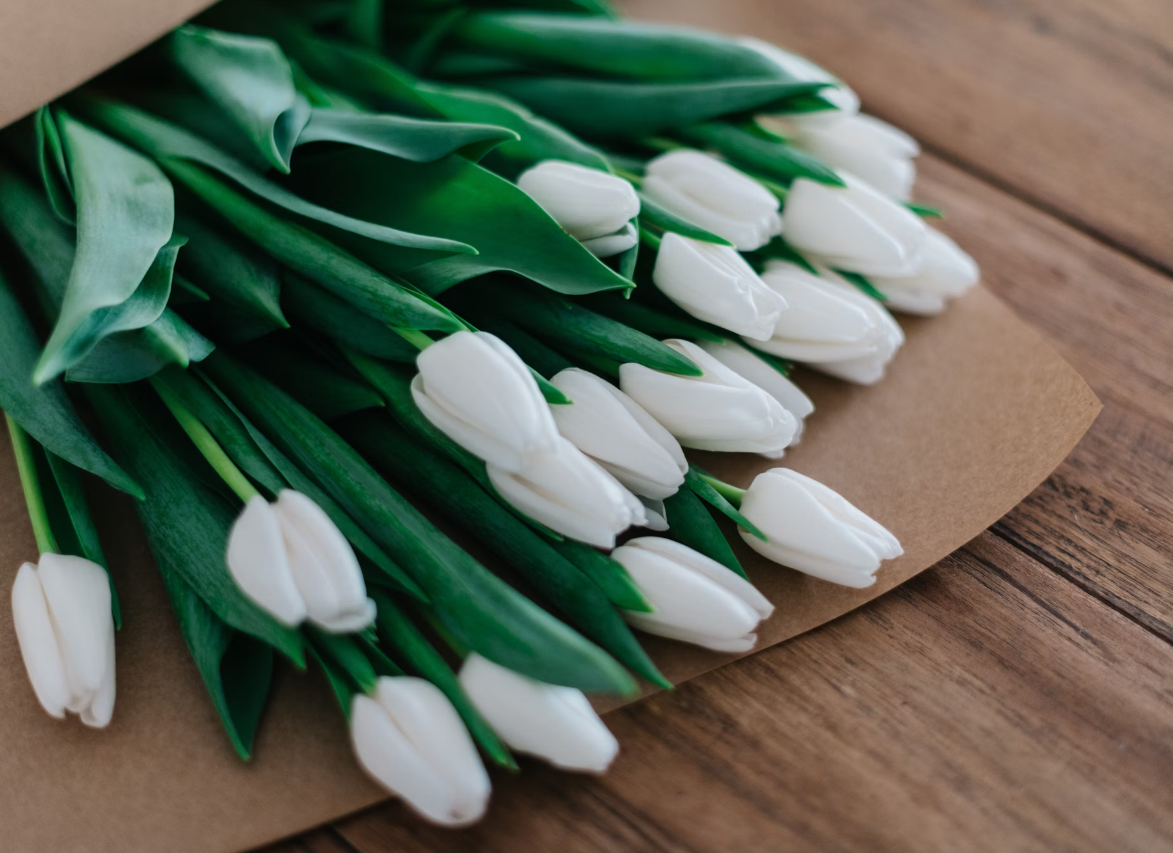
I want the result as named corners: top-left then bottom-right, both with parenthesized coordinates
top-left (273, 1), bottom-right (1173, 850)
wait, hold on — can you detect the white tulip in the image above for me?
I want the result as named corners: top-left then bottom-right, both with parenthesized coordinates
top-left (459, 653), bottom-right (618, 773)
top-left (763, 113), bottom-right (920, 200)
top-left (549, 368), bottom-right (687, 500)
top-left (351, 676), bottom-right (490, 826)
top-left (611, 538), bottom-right (774, 652)
top-left (619, 339), bottom-right (796, 456)
top-left (738, 469), bottom-right (902, 588)
top-left (487, 436), bottom-right (646, 548)
top-left (413, 331), bottom-right (559, 473)
top-left (696, 339), bottom-right (814, 446)
top-left (744, 261), bottom-right (904, 385)
top-left (517, 160), bottom-right (640, 257)
top-left (643, 150), bottom-right (782, 251)
top-left (781, 172), bottom-right (928, 276)
top-left (738, 37), bottom-right (860, 117)
top-left (227, 491), bottom-right (375, 632)
top-left (11, 554), bottom-right (115, 728)
top-left (871, 228), bottom-right (980, 315)
top-left (652, 233), bottom-right (787, 341)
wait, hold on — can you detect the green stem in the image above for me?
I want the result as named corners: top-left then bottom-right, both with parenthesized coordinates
top-left (697, 472), bottom-right (746, 507)
top-left (393, 328), bottom-right (435, 351)
top-left (642, 136), bottom-right (686, 154)
top-left (149, 377), bottom-right (261, 503)
top-left (6, 415), bottom-right (57, 554)
top-left (639, 226), bottom-right (663, 252)
top-left (612, 166), bottom-right (644, 187)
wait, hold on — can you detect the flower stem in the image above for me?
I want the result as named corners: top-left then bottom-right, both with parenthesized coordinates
top-left (6, 415), bottom-right (57, 554)
top-left (697, 472), bottom-right (746, 507)
top-left (149, 377), bottom-right (260, 504)
top-left (639, 226), bottom-right (663, 252)
top-left (393, 328), bottom-right (435, 351)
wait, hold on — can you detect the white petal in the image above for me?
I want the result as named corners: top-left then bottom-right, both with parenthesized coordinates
top-left (581, 223), bottom-right (637, 258)
top-left (226, 496), bottom-right (306, 627)
top-left (625, 537), bottom-right (774, 620)
top-left (637, 496), bottom-right (670, 531)
top-left (738, 37), bottom-right (860, 115)
top-left (518, 160), bottom-right (640, 241)
top-left (459, 654), bottom-right (619, 773)
top-left (872, 228), bottom-right (980, 315)
top-left (37, 553), bottom-right (113, 707)
top-left (11, 562), bottom-right (70, 719)
top-left (697, 339), bottom-right (814, 440)
top-left (81, 621), bottom-right (116, 729)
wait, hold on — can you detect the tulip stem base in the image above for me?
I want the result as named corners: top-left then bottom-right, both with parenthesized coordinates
top-left (5, 415), bottom-right (58, 555)
top-left (697, 472), bottom-right (746, 507)
top-left (150, 376), bottom-right (261, 504)
top-left (393, 328), bottom-right (435, 352)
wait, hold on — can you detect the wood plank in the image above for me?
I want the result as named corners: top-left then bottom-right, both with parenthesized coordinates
top-left (909, 156), bottom-right (1173, 641)
top-left (321, 533), bottom-right (1173, 853)
top-left (622, 0), bottom-right (1173, 273)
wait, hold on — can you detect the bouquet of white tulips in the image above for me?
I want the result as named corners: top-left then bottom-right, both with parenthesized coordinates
top-left (0, 0), bottom-right (980, 827)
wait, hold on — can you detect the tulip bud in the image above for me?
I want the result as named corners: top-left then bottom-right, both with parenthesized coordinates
top-left (695, 339), bottom-right (814, 446)
top-left (227, 490), bottom-right (375, 632)
top-left (11, 554), bottom-right (116, 727)
top-left (610, 538), bottom-right (774, 652)
top-left (643, 150), bottom-right (782, 251)
top-left (652, 233), bottom-right (787, 341)
top-left (781, 172), bottom-right (928, 276)
top-left (745, 261), bottom-right (904, 385)
top-left (871, 228), bottom-right (980, 316)
top-left (458, 653), bottom-right (618, 773)
top-left (351, 676), bottom-right (491, 826)
top-left (487, 436), bottom-right (646, 548)
top-left (738, 37), bottom-right (861, 117)
top-left (549, 368), bottom-right (687, 500)
top-left (738, 469), bottom-right (902, 588)
top-left (413, 331), bottom-right (559, 473)
top-left (619, 339), bottom-right (797, 456)
top-left (517, 160), bottom-right (640, 258)
top-left (763, 113), bottom-right (920, 200)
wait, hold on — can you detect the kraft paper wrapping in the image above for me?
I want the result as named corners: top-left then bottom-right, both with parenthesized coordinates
top-left (0, 287), bottom-right (1100, 852)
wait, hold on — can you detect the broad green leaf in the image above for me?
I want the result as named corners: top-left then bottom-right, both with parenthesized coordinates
top-left (451, 280), bottom-right (702, 375)
top-left (170, 274), bottom-right (211, 304)
top-left (485, 76), bottom-right (828, 139)
top-left (34, 106), bottom-right (75, 223)
top-left (175, 213), bottom-right (289, 344)
top-left (72, 94), bottom-right (473, 254)
top-left (685, 465), bottom-right (767, 541)
top-left (307, 628), bottom-right (378, 693)
top-left (168, 24), bottom-right (312, 174)
top-left (162, 158), bottom-right (463, 332)
top-left (680, 122), bottom-right (845, 187)
top-left (372, 592), bottom-right (517, 769)
top-left (286, 147), bottom-right (632, 296)
top-left (636, 191), bottom-right (734, 246)
top-left (549, 537), bottom-right (654, 612)
top-left (33, 110), bottom-right (177, 384)
top-left (0, 261), bottom-right (141, 497)
top-left (86, 384), bottom-right (305, 666)
top-left (62, 309), bottom-right (214, 384)
top-left (203, 354), bottom-right (635, 693)
top-left (447, 13), bottom-right (805, 82)
top-left (241, 336), bottom-right (384, 421)
top-left (663, 486), bottom-right (747, 578)
top-left (579, 292), bottom-right (726, 342)
top-left (309, 644), bottom-right (359, 720)
top-left (350, 415), bottom-right (665, 688)
top-left (281, 272), bottom-right (418, 362)
top-left (299, 109), bottom-right (517, 164)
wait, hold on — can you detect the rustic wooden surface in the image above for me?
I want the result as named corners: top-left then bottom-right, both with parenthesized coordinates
top-left (271, 1), bottom-right (1173, 851)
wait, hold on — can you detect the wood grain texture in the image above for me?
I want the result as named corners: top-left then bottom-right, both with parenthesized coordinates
top-left (290, 534), bottom-right (1173, 853)
top-left (622, 0), bottom-right (1173, 273)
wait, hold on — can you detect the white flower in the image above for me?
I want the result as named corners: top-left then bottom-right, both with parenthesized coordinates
top-left (652, 233), bottom-right (787, 341)
top-left (487, 436), bottom-right (646, 548)
top-left (619, 339), bottom-right (797, 456)
top-left (549, 368), bottom-right (687, 500)
top-left (738, 37), bottom-right (860, 117)
top-left (610, 538), bottom-right (774, 652)
top-left (871, 228), bottom-right (980, 315)
top-left (11, 554), bottom-right (115, 728)
top-left (643, 150), bottom-right (781, 251)
top-left (695, 339), bottom-right (814, 446)
top-left (458, 653), bottom-right (618, 773)
top-left (517, 160), bottom-right (640, 258)
top-left (745, 261), bottom-right (904, 385)
top-left (226, 491), bottom-right (375, 632)
top-left (351, 676), bottom-right (491, 827)
top-left (781, 172), bottom-right (928, 276)
top-left (764, 113), bottom-right (920, 200)
top-left (413, 331), bottom-right (559, 473)
top-left (738, 469), bottom-right (902, 588)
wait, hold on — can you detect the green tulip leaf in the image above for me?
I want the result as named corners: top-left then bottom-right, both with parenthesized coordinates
top-left (663, 486), bottom-right (747, 578)
top-left (281, 272), bottom-right (419, 362)
top-left (680, 122), bottom-right (845, 187)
